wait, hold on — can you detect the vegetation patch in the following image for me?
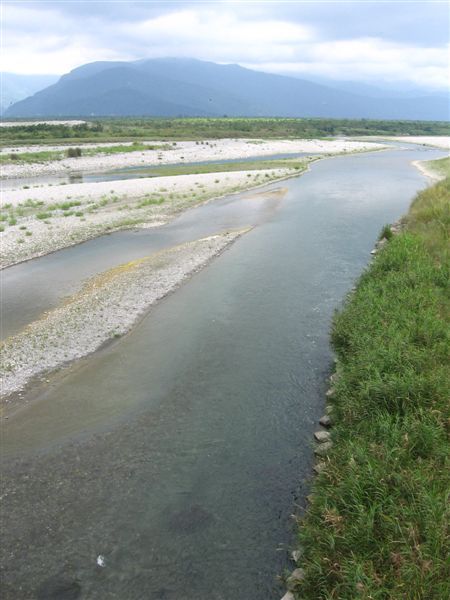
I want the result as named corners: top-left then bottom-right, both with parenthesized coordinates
top-left (1, 118), bottom-right (447, 146)
top-left (422, 156), bottom-right (450, 179)
top-left (139, 157), bottom-right (309, 178)
top-left (137, 197), bottom-right (165, 208)
top-left (294, 177), bottom-right (449, 599)
top-left (0, 141), bottom-right (172, 164)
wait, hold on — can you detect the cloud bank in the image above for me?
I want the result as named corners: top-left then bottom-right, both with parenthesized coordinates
top-left (2, 1), bottom-right (449, 91)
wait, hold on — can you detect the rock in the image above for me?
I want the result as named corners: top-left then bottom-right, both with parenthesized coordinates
top-left (313, 462), bottom-right (326, 474)
top-left (291, 549), bottom-right (303, 563)
top-left (314, 441), bottom-right (333, 456)
top-left (96, 555), bottom-right (106, 568)
top-left (319, 414), bottom-right (332, 428)
top-left (314, 430), bottom-right (331, 443)
top-left (329, 372), bottom-right (340, 384)
top-left (287, 568), bottom-right (306, 590)
top-left (281, 592), bottom-right (295, 600)
top-left (325, 404), bottom-right (334, 415)
top-left (325, 387), bottom-right (335, 398)
top-left (370, 248), bottom-right (377, 255)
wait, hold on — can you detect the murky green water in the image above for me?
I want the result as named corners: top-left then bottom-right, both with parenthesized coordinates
top-left (0, 145), bottom-right (443, 599)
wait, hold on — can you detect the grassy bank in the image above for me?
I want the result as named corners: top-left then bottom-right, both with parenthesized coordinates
top-left (292, 177), bottom-right (449, 598)
top-left (0, 142), bottom-right (171, 164)
top-left (422, 156), bottom-right (450, 179)
top-left (122, 157), bottom-right (310, 178)
top-left (1, 117), bottom-right (448, 146)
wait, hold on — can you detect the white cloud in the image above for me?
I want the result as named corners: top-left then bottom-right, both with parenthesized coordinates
top-left (244, 37), bottom-right (450, 91)
top-left (2, 4), bottom-right (449, 92)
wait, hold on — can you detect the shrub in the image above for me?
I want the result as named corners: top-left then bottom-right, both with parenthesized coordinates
top-left (66, 147), bottom-right (82, 158)
top-left (379, 224), bottom-right (393, 241)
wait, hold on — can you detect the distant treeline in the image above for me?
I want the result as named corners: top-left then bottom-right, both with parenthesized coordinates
top-left (1, 117), bottom-right (448, 145)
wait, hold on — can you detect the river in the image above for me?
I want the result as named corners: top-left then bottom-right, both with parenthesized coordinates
top-left (0, 144), bottom-right (443, 599)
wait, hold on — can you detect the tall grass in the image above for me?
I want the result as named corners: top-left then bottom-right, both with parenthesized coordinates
top-left (294, 178), bottom-right (450, 599)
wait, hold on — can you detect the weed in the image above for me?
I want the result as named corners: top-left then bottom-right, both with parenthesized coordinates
top-left (379, 224), bottom-right (393, 240)
top-left (138, 197), bottom-right (164, 208)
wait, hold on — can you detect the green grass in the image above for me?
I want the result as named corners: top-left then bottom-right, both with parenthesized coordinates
top-left (423, 156), bottom-right (450, 179)
top-left (0, 142), bottom-right (172, 164)
top-left (294, 178), bottom-right (450, 599)
top-left (0, 150), bottom-right (62, 164)
top-left (137, 197), bottom-right (165, 208)
top-left (47, 200), bottom-right (82, 211)
top-left (137, 157), bottom-right (308, 178)
top-left (1, 118), bottom-right (447, 147)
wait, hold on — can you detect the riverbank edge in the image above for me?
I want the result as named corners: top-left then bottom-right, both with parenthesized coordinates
top-left (283, 176), bottom-right (449, 598)
top-left (1, 167), bottom-right (301, 269)
top-left (0, 228), bottom-right (251, 407)
top-left (411, 159), bottom-right (446, 182)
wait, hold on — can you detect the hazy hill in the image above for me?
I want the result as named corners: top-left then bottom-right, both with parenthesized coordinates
top-left (1, 73), bottom-right (59, 114)
top-left (5, 58), bottom-right (449, 121)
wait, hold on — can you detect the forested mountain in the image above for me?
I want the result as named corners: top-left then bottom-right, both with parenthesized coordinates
top-left (5, 58), bottom-right (448, 121)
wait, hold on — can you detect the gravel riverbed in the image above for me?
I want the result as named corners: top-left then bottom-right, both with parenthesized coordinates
top-left (1, 169), bottom-right (290, 268)
top-left (1, 138), bottom-right (384, 179)
top-left (1, 229), bottom-right (250, 401)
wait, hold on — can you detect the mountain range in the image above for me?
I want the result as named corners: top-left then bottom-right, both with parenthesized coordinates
top-left (4, 58), bottom-right (449, 121)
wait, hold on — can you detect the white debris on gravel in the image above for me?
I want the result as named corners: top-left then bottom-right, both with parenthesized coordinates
top-left (0, 229), bottom-right (250, 399)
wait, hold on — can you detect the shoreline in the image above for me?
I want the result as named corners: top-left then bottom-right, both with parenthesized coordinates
top-left (0, 138), bottom-right (385, 179)
top-left (412, 158), bottom-right (446, 182)
top-left (0, 167), bottom-right (295, 269)
top-left (1, 228), bottom-right (251, 405)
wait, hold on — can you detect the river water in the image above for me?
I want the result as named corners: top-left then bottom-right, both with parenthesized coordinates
top-left (0, 145), bottom-right (443, 599)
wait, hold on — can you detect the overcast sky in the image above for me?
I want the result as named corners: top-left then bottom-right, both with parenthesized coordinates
top-left (2, 1), bottom-right (449, 91)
